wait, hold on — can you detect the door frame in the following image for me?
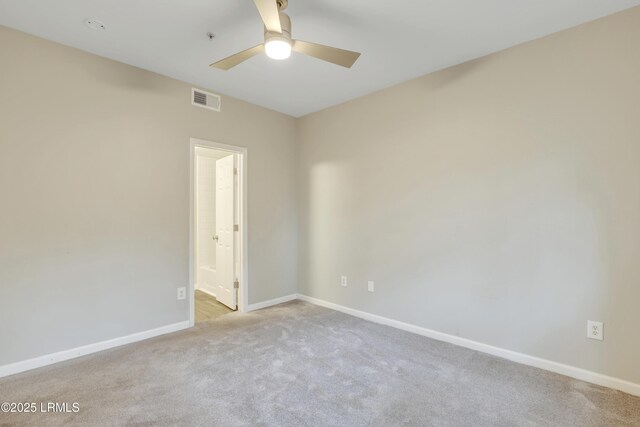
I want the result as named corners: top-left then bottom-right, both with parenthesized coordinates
top-left (189, 138), bottom-right (248, 326)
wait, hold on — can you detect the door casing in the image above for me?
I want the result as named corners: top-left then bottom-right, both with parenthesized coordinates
top-left (189, 138), bottom-right (248, 326)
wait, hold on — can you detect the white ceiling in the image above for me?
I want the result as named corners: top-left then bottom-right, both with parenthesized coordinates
top-left (1, 0), bottom-right (639, 117)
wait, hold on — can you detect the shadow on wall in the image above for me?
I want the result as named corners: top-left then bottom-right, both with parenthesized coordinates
top-left (79, 55), bottom-right (175, 93)
top-left (300, 134), bottom-right (612, 372)
top-left (421, 55), bottom-right (493, 91)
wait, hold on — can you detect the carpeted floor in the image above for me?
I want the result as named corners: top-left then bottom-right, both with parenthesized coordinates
top-left (1, 301), bottom-right (639, 426)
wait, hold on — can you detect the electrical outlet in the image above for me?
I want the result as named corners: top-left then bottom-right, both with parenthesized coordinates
top-left (177, 287), bottom-right (186, 300)
top-left (367, 281), bottom-right (375, 292)
top-left (341, 276), bottom-right (347, 287)
top-left (587, 320), bottom-right (603, 341)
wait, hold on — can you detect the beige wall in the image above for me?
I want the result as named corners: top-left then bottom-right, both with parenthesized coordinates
top-left (0, 26), bottom-right (297, 365)
top-left (297, 7), bottom-right (640, 384)
top-left (2, 6), bottom-right (640, 385)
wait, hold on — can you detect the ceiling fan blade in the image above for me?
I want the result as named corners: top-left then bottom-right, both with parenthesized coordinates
top-left (210, 44), bottom-right (265, 70)
top-left (292, 40), bottom-right (361, 68)
top-left (253, 0), bottom-right (282, 33)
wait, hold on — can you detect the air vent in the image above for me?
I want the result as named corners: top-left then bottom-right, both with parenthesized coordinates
top-left (191, 88), bottom-right (221, 112)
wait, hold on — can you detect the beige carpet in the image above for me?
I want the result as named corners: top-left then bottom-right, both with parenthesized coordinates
top-left (1, 301), bottom-right (639, 426)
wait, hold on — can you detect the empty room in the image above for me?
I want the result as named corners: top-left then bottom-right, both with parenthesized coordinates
top-left (1, 0), bottom-right (639, 425)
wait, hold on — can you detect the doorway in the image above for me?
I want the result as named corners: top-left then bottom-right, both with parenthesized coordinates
top-left (189, 139), bottom-right (248, 326)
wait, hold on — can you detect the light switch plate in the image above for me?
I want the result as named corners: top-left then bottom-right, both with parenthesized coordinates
top-left (367, 281), bottom-right (374, 292)
top-left (341, 276), bottom-right (347, 287)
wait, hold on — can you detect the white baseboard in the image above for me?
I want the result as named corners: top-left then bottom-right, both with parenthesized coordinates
top-left (247, 294), bottom-right (298, 312)
top-left (4, 295), bottom-right (637, 398)
top-left (297, 294), bottom-right (640, 397)
top-left (0, 321), bottom-right (190, 379)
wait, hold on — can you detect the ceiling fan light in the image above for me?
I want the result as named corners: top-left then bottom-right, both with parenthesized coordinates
top-left (265, 38), bottom-right (291, 60)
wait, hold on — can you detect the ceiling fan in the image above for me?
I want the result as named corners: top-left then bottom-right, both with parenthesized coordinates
top-left (210, 0), bottom-right (361, 70)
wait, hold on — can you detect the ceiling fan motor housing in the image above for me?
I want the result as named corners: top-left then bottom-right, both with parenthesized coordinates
top-left (210, 0), bottom-right (360, 69)
top-left (264, 11), bottom-right (291, 45)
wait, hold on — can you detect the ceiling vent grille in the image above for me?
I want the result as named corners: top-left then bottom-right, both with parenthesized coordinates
top-left (191, 88), bottom-right (221, 112)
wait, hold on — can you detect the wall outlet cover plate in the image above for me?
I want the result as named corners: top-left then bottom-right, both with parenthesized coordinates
top-left (587, 320), bottom-right (603, 341)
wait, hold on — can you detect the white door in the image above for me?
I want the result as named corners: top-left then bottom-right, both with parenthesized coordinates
top-left (215, 154), bottom-right (236, 309)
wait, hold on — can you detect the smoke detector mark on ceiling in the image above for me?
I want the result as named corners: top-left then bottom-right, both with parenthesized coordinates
top-left (84, 19), bottom-right (106, 30)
